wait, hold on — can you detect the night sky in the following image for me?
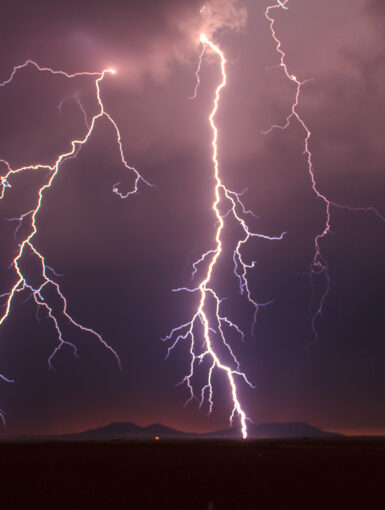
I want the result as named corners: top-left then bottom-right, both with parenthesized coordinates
top-left (0, 0), bottom-right (384, 437)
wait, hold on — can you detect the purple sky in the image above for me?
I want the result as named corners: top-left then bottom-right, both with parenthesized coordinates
top-left (0, 0), bottom-right (384, 436)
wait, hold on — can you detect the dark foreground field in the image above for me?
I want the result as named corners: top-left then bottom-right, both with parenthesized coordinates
top-left (1, 438), bottom-right (384, 509)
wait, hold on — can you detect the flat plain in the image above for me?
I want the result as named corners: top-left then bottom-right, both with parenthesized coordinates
top-left (1, 438), bottom-right (384, 509)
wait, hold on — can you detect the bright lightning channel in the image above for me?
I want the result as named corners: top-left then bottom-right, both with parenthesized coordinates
top-left (264, 0), bottom-right (385, 349)
top-left (163, 33), bottom-right (285, 439)
top-left (0, 60), bottom-right (149, 420)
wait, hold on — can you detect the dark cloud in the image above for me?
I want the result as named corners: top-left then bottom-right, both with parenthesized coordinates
top-left (367, 0), bottom-right (385, 16)
top-left (0, 0), bottom-right (248, 88)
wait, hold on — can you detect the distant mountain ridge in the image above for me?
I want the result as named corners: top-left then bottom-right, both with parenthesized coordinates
top-left (207, 422), bottom-right (342, 439)
top-left (63, 422), bottom-right (187, 440)
top-left (58, 421), bottom-right (341, 440)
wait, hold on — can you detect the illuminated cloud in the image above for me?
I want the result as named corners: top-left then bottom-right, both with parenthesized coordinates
top-left (200, 0), bottom-right (247, 37)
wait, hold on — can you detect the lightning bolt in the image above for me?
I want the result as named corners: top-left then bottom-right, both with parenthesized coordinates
top-left (0, 60), bottom-right (150, 419)
top-left (163, 33), bottom-right (285, 439)
top-left (188, 43), bottom-right (206, 100)
top-left (58, 93), bottom-right (90, 130)
top-left (0, 374), bottom-right (14, 426)
top-left (264, 0), bottom-right (385, 349)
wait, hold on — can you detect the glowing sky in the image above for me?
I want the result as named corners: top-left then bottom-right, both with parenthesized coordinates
top-left (0, 0), bottom-right (384, 436)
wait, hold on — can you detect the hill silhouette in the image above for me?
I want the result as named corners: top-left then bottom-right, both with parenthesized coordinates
top-left (207, 422), bottom-right (342, 439)
top-left (56, 421), bottom-right (341, 440)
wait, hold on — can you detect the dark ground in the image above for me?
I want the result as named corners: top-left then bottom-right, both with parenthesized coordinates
top-left (1, 438), bottom-right (384, 509)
